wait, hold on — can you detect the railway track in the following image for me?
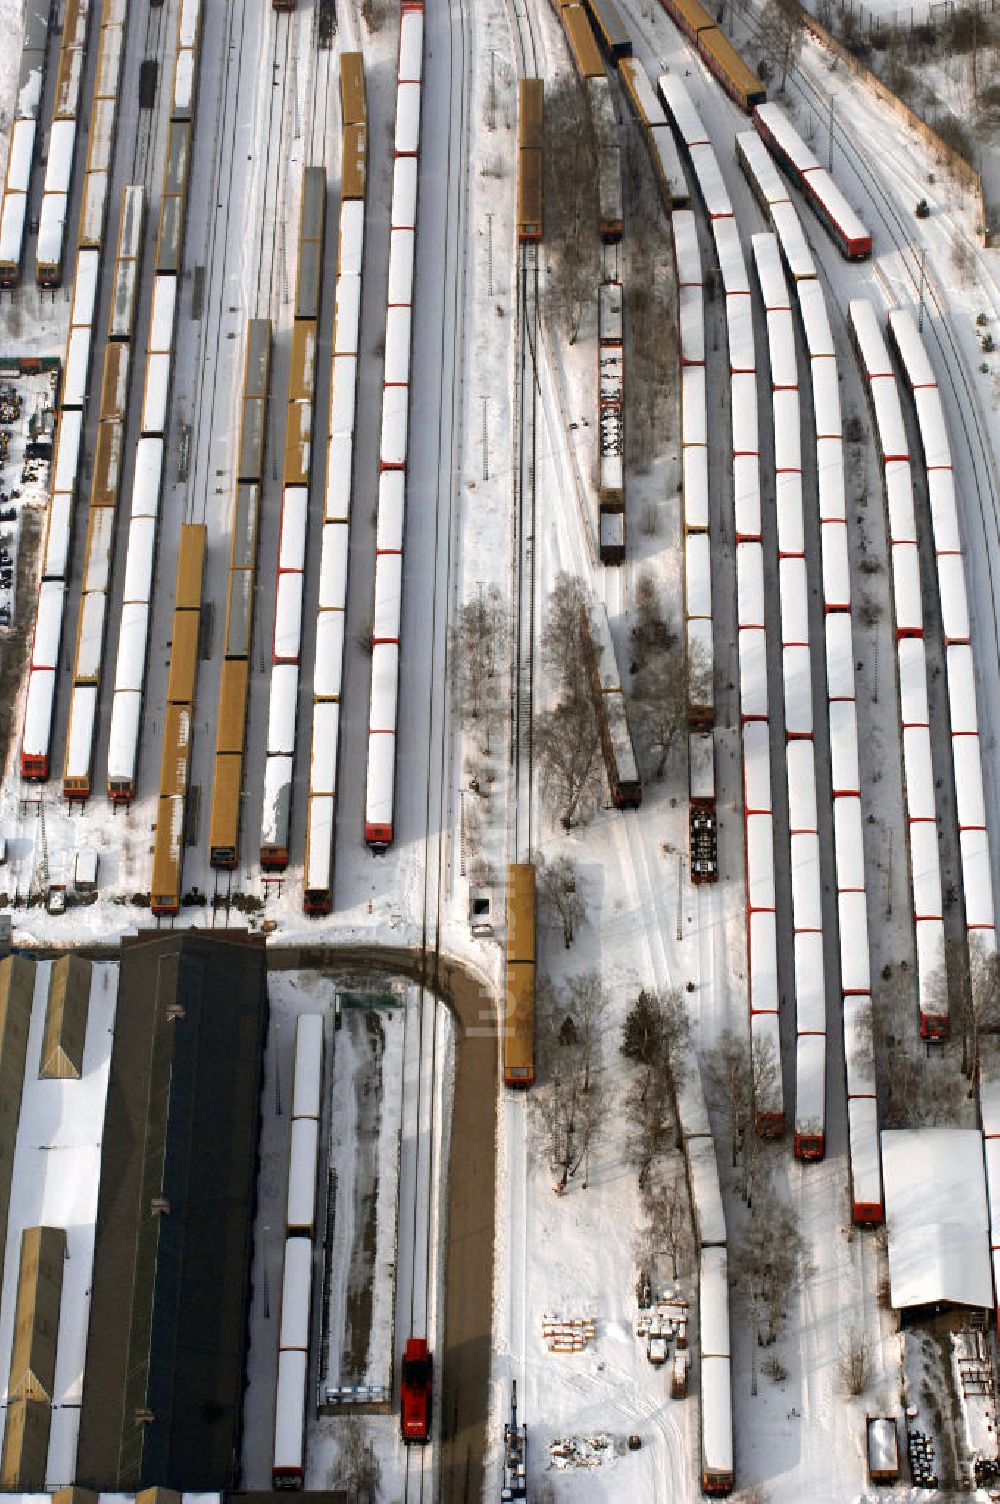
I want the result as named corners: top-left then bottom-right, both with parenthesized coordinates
top-left (253, 11), bottom-right (295, 323)
top-left (130, 0), bottom-right (173, 193)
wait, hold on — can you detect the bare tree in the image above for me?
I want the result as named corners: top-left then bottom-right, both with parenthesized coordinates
top-left (734, 1195), bottom-right (812, 1368)
top-left (629, 572), bottom-right (675, 672)
top-left (641, 1168), bottom-right (690, 1280)
top-left (626, 1069), bottom-right (676, 1189)
top-left (957, 931), bottom-right (1000, 1080)
top-left (634, 647), bottom-right (689, 780)
top-left (334, 1416), bottom-right (382, 1501)
top-left (535, 697), bottom-right (603, 829)
top-left (838, 1326), bottom-right (872, 1397)
top-left (536, 852), bottom-right (586, 948)
top-left (760, 0), bottom-right (805, 90)
top-left (543, 76), bottom-right (599, 344)
top-left (562, 970), bottom-right (609, 1092)
top-left (450, 585), bottom-right (509, 752)
top-left (541, 572), bottom-right (590, 702)
top-left (532, 977), bottom-right (607, 1191)
top-left (704, 1029), bottom-right (779, 1204)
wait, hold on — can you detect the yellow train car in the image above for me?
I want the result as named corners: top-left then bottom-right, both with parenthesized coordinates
top-left (150, 796), bottom-right (185, 916)
top-left (562, 5), bottom-right (605, 80)
top-left (98, 341), bottom-right (130, 424)
top-left (209, 755), bottom-right (244, 868)
top-left (283, 401), bottom-right (313, 487)
top-left (660, 0), bottom-right (715, 42)
top-left (340, 53), bottom-right (367, 127)
top-left (90, 419), bottom-right (124, 509)
top-left (697, 27), bottom-right (766, 110)
top-left (165, 611), bottom-right (200, 705)
top-left (517, 79), bottom-right (543, 244)
top-left (504, 863), bottom-right (536, 1088)
top-left (342, 123), bottom-right (367, 202)
top-left (159, 702), bottom-right (192, 799)
top-left (174, 523), bottom-right (206, 609)
top-left (288, 320), bottom-right (318, 404)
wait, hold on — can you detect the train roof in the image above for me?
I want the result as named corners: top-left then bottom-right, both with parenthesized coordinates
top-left (749, 909), bottom-right (777, 1013)
top-left (794, 931), bottom-right (825, 1034)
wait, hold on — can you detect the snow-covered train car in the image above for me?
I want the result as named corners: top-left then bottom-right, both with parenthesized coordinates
top-left (366, 643), bottom-right (400, 849)
top-left (734, 455), bottom-right (761, 541)
top-left (770, 200), bottom-right (815, 282)
top-left (739, 628), bottom-right (768, 722)
top-left (779, 555), bottom-right (808, 647)
top-left (731, 375), bottom-right (758, 456)
top-left (754, 102), bottom-right (871, 258)
top-left (821, 521), bottom-right (850, 613)
top-left (748, 910), bottom-right (778, 1014)
top-left (838, 890), bottom-right (871, 995)
top-left (795, 1032), bottom-right (826, 1160)
top-left (848, 1096), bottom-right (883, 1222)
top-left (686, 1134), bottom-right (726, 1248)
top-left (688, 143), bottom-right (732, 220)
top-left (286, 1115), bottom-right (320, 1237)
top-left (751, 230), bottom-right (789, 312)
top-left (742, 720), bottom-right (771, 815)
top-left (775, 471), bottom-right (803, 558)
top-left (292, 1014), bottom-right (325, 1121)
top-left (700, 1355), bottom-right (734, 1496)
top-left (737, 131), bottom-right (788, 215)
top-left (752, 1011), bottom-right (784, 1134)
top-left (891, 542), bottom-right (923, 639)
top-left (279, 1237), bottom-right (313, 1355)
top-left (790, 831), bottom-right (822, 935)
top-left (714, 217), bottom-right (748, 295)
top-left (795, 931), bottom-right (825, 1037)
top-left (272, 1348), bottom-right (307, 1489)
top-left (786, 738), bottom-right (817, 836)
top-left (672, 209), bottom-right (702, 287)
top-left (746, 812), bottom-right (776, 914)
top-left (656, 73), bottom-right (709, 149)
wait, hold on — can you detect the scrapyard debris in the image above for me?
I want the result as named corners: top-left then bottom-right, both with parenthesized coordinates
top-left (548, 1433), bottom-right (614, 1470)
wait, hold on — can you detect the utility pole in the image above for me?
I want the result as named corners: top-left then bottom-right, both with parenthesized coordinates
top-left (828, 96), bottom-right (835, 171)
top-left (918, 247), bottom-right (927, 331)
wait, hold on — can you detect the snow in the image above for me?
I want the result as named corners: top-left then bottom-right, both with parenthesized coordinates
top-left (881, 1130), bottom-right (993, 1311)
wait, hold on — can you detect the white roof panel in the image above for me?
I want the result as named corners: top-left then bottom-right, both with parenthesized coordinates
top-left (701, 1356), bottom-right (733, 1478)
top-left (961, 827), bottom-right (995, 930)
top-left (319, 522), bottom-right (349, 611)
top-left (927, 468), bottom-right (961, 554)
top-left (391, 155), bottom-right (418, 229)
top-left (683, 443), bottom-right (708, 532)
top-left (71, 248), bottom-right (100, 327)
top-left (395, 79), bottom-right (421, 155)
top-left (324, 436), bottom-right (354, 525)
top-left (767, 308), bottom-right (797, 388)
top-left (679, 283), bottom-right (705, 365)
top-left (749, 909), bottom-right (778, 1015)
top-left (947, 643), bottom-right (979, 735)
top-left (279, 487), bottom-right (308, 574)
top-left (681, 366), bottom-right (707, 447)
top-left (938, 552), bottom-right (970, 644)
top-left (22, 669), bottom-right (55, 757)
top-left (734, 453), bottom-right (761, 540)
top-left (825, 611), bottom-right (855, 700)
top-left (689, 143), bottom-right (732, 219)
top-left (742, 720), bottom-right (772, 815)
top-left (54, 409), bottom-right (83, 495)
top-left (795, 930), bottom-right (826, 1035)
top-left (791, 830), bottom-right (823, 932)
top-left (897, 637), bottom-right (928, 727)
top-left (798, 278), bottom-right (834, 357)
top-left (821, 521), bottom-right (850, 611)
top-left (808, 167), bottom-right (869, 247)
top-left (376, 470), bottom-right (405, 553)
top-left (43, 493), bottom-right (72, 580)
top-left (107, 689), bottom-right (141, 784)
top-left (779, 555), bottom-right (809, 646)
top-left (305, 793), bottom-right (335, 891)
top-left (114, 602), bottom-right (149, 692)
top-left (910, 817), bottom-right (943, 921)
top-left (261, 754), bottom-right (294, 846)
top-left (769, 666), bottom-right (808, 765)
top-left (731, 372), bottom-right (758, 455)
top-left (0, 192), bottom-right (27, 267)
top-left (334, 272), bottom-right (361, 356)
top-left (775, 469), bottom-right (803, 557)
top-left (746, 811), bottom-right (776, 913)
top-left (834, 794), bottom-right (865, 892)
top-left (657, 73), bottom-right (709, 145)
top-left (810, 355), bottom-right (841, 438)
top-left (700, 1247), bottom-right (730, 1358)
top-left (751, 231), bottom-right (788, 310)
top-left (843, 996), bottom-right (876, 1097)
top-left (287, 1116), bottom-right (318, 1231)
top-left (849, 298), bottom-right (892, 377)
top-left (279, 1238), bottom-right (313, 1351)
top-left (737, 542), bottom-right (764, 630)
top-left (786, 737), bottom-right (818, 834)
top-left (132, 436), bottom-right (163, 519)
top-left (380, 383), bottom-right (409, 469)
top-left (6, 118), bottom-right (35, 194)
top-left (314, 608), bottom-right (345, 701)
top-left (373, 551), bottom-right (402, 642)
top-left (881, 1128), bottom-right (992, 1310)
top-left (954, 733), bottom-right (986, 830)
top-left (63, 324), bottom-right (91, 408)
top-left (274, 572), bottom-right (303, 662)
top-left (74, 590), bottom-right (105, 682)
top-left (399, 8), bottom-right (424, 82)
top-left (914, 385), bottom-right (950, 470)
top-left (387, 227), bottom-right (414, 305)
top-left (739, 627), bottom-right (768, 720)
top-left (770, 199), bottom-right (816, 281)
top-left (384, 304), bottom-right (412, 386)
top-left (752, 1012), bottom-right (784, 1122)
top-left (816, 436), bottom-right (845, 522)
top-left (848, 1097), bottom-right (882, 1209)
top-left (179, 0), bottom-right (202, 49)
top-left (839, 890), bottom-right (871, 993)
top-left (795, 1033), bottom-right (826, 1134)
top-left (687, 1135), bottom-right (726, 1246)
top-left (872, 377), bottom-right (908, 461)
top-left (365, 727), bottom-right (396, 830)
top-left (892, 542), bottom-right (923, 637)
top-left (44, 120), bottom-right (76, 195)
top-left (772, 387), bottom-right (801, 472)
top-left (685, 529), bottom-right (711, 620)
top-left (267, 664), bottom-right (299, 756)
top-left (884, 459), bottom-right (916, 543)
top-left (64, 683), bottom-right (97, 781)
top-left (150, 274), bottom-right (177, 352)
top-left (369, 642), bottom-right (399, 732)
top-left (714, 218), bottom-right (748, 294)
top-left (329, 354), bottom-right (357, 440)
top-left (755, 101), bottom-right (820, 173)
top-left (888, 306), bottom-right (937, 389)
top-left (309, 701), bottom-right (340, 797)
top-left (338, 198), bottom-right (365, 279)
top-left (737, 130), bottom-right (788, 206)
top-left (671, 209), bottom-right (702, 286)
top-left (122, 517), bottom-right (156, 603)
top-left (35, 192), bottom-right (68, 271)
top-left (32, 580), bottom-right (65, 669)
top-left (82, 507), bottom-right (114, 594)
top-left (141, 351), bottom-right (171, 436)
top-left (903, 725), bottom-right (935, 822)
top-left (829, 699), bottom-right (860, 795)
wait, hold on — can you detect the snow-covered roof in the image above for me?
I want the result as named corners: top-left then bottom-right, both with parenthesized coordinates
top-left (150, 273), bottom-right (177, 353)
top-left (75, 591), bottom-right (105, 683)
top-left (775, 470), bottom-right (803, 557)
top-left (897, 637), bottom-right (928, 727)
top-left (881, 1129), bottom-right (993, 1310)
top-left (737, 542), bottom-right (764, 630)
top-left (689, 143), bottom-right (731, 219)
top-left (927, 468), bottom-right (960, 553)
top-left (779, 555), bottom-right (808, 646)
top-left (398, 8), bottom-right (424, 83)
top-left (937, 551), bottom-right (970, 644)
top-left (63, 324), bottom-right (90, 408)
top-left (314, 609), bottom-right (344, 702)
top-left (810, 355), bottom-right (841, 439)
top-left (22, 669), bottom-right (55, 757)
top-left (131, 437), bottom-right (163, 519)
top-left (914, 385), bottom-right (951, 470)
top-left (620, 58), bottom-right (666, 128)
top-left (888, 306), bottom-right (936, 388)
top-left (107, 689), bottom-right (141, 783)
top-left (821, 520), bottom-right (850, 611)
top-left (682, 443), bottom-right (708, 532)
top-left (794, 931), bottom-right (825, 1035)
top-left (279, 488), bottom-right (308, 574)
top-left (305, 794), bottom-right (335, 891)
top-left (739, 627), bottom-right (768, 720)
top-left (731, 373), bottom-right (757, 455)
top-left (657, 73), bottom-right (708, 146)
top-left (910, 819), bottom-right (943, 921)
top-left (770, 199), bottom-right (815, 281)
top-left (947, 643), bottom-right (979, 735)
top-left (261, 754), bottom-right (294, 846)
top-left (825, 611), bottom-right (855, 701)
top-left (734, 454), bottom-right (760, 540)
top-left (815, 436), bottom-right (845, 523)
top-left (387, 226), bottom-right (414, 305)
top-left (373, 552), bottom-right (402, 643)
top-left (309, 701), bottom-right (340, 798)
top-left (64, 684), bottom-right (97, 781)
top-left (751, 231), bottom-right (788, 310)
top-left (391, 156), bottom-right (417, 229)
top-left (795, 1033), bottom-right (826, 1130)
top-left (737, 131), bottom-right (788, 207)
top-left (871, 377), bottom-right (908, 461)
top-left (679, 284), bottom-right (705, 366)
top-left (334, 272), bottom-right (361, 357)
top-left (685, 530), bottom-right (711, 621)
top-left (699, 1247), bottom-right (730, 1358)
top-left (725, 291), bottom-right (755, 375)
top-left (369, 642), bottom-right (399, 732)
top-left (0, 192), bottom-right (27, 268)
top-left (395, 80), bottom-right (421, 156)
top-left (6, 119), bottom-right (35, 194)
top-left (141, 351), bottom-right (171, 436)
top-left (849, 1098), bottom-right (882, 1208)
top-left (319, 522), bottom-right (349, 612)
top-left (122, 517), bottom-right (156, 604)
top-left (649, 124), bottom-right (686, 205)
top-left (798, 278), bottom-right (834, 357)
top-left (71, 247), bottom-right (100, 326)
top-left (746, 812), bottom-right (775, 913)
top-left (279, 1237), bottom-right (313, 1352)
top-left (380, 383), bottom-right (409, 469)
top-left (961, 828), bottom-right (994, 931)
top-left (701, 1356), bottom-right (732, 1475)
top-left (681, 366), bottom-right (706, 447)
top-left (805, 167), bottom-right (869, 249)
top-left (834, 795), bottom-right (865, 892)
top-left (884, 459), bottom-right (916, 543)
top-left (844, 996), bottom-right (876, 1097)
top-left (671, 210), bottom-right (701, 287)
top-left (782, 644), bottom-right (812, 736)
top-left (790, 831), bottom-right (822, 932)
top-left (755, 101), bottom-right (820, 173)
top-left (273, 571), bottom-right (303, 662)
top-left (953, 734), bottom-right (986, 829)
top-left (828, 699), bottom-right (859, 796)
top-left (43, 493), bottom-right (72, 581)
top-left (786, 738), bottom-right (817, 835)
top-left (714, 218), bottom-right (748, 295)
top-left (772, 387), bottom-right (801, 472)
top-left (366, 728), bottom-right (396, 828)
top-left (850, 299), bottom-right (893, 378)
top-left (903, 725), bottom-right (936, 822)
top-left (267, 665), bottom-right (299, 756)
top-left (742, 720), bottom-right (771, 815)
top-left (838, 890), bottom-right (871, 994)
top-left (687, 1135), bottom-right (726, 1247)
top-left (749, 909), bottom-right (777, 1014)
top-left (892, 542), bottom-right (923, 636)
top-left (767, 309), bottom-right (796, 389)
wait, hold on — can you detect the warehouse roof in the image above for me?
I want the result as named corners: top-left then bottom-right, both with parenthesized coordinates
top-left (881, 1129), bottom-right (992, 1312)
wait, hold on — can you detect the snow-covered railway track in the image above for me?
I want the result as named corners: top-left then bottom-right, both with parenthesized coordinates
top-left (252, 10), bottom-right (295, 322)
top-left (129, 0), bottom-right (174, 194)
